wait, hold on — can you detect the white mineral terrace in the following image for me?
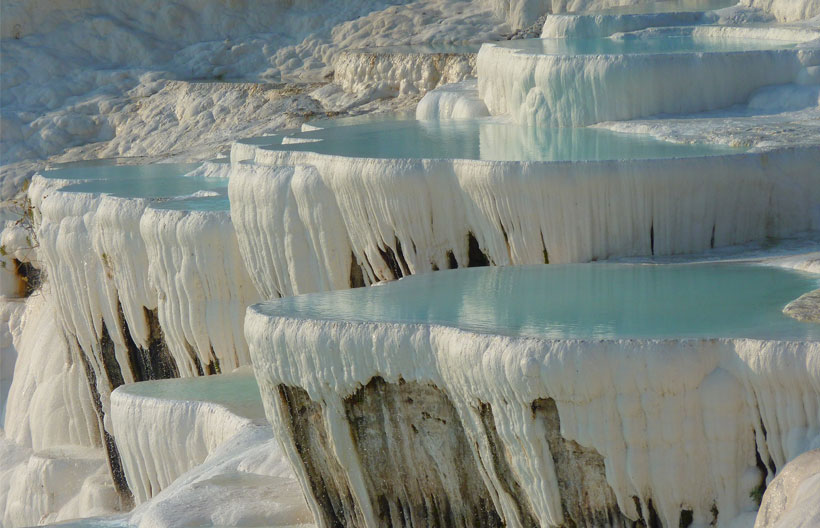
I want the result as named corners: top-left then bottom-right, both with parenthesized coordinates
top-left (3, 0), bottom-right (820, 526)
top-left (540, 0), bottom-right (737, 38)
top-left (247, 262), bottom-right (820, 528)
top-left (478, 25), bottom-right (820, 126)
top-left (232, 129), bottom-right (819, 297)
top-left (108, 369), bottom-right (312, 526)
top-left (110, 369), bottom-right (268, 503)
top-left (21, 162), bottom-right (256, 451)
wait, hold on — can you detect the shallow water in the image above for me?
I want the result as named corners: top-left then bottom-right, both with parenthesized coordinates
top-left (259, 263), bottom-right (820, 340)
top-left (495, 33), bottom-right (797, 55)
top-left (45, 163), bottom-right (228, 199)
top-left (115, 370), bottom-right (265, 422)
top-left (42, 162), bottom-right (201, 181)
top-left (150, 193), bottom-right (230, 211)
top-left (269, 117), bottom-right (740, 161)
top-left (577, 0), bottom-right (736, 15)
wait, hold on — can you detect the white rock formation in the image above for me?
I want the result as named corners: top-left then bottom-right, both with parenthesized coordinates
top-left (126, 426), bottom-right (312, 528)
top-left (231, 142), bottom-right (820, 297)
top-left (541, 9), bottom-right (713, 38)
top-left (110, 370), bottom-right (266, 504)
top-left (741, 0), bottom-right (820, 22)
top-left (0, 0), bottom-right (506, 197)
top-left (416, 80), bottom-right (491, 120)
top-left (784, 289), bottom-right (820, 322)
top-left (754, 449), bottom-right (820, 528)
top-left (108, 370), bottom-right (313, 527)
top-left (1, 293), bottom-right (118, 527)
top-left (0, 298), bottom-right (25, 423)
top-left (247, 300), bottom-right (820, 528)
top-left (478, 26), bottom-right (817, 127)
top-left (334, 48), bottom-right (477, 97)
top-left (140, 206), bottom-right (260, 376)
top-left (1, 170), bottom-right (260, 522)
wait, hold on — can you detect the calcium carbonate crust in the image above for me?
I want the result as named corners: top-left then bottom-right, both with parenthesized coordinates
top-left (478, 26), bottom-right (819, 127)
top-left (229, 143), bottom-right (820, 297)
top-left (246, 307), bottom-right (820, 528)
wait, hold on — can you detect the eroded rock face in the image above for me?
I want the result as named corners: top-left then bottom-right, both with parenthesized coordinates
top-left (278, 379), bottom-right (501, 527)
top-left (531, 398), bottom-right (634, 528)
top-left (344, 377), bottom-right (502, 527)
top-left (277, 385), bottom-right (366, 528)
top-left (275, 377), bottom-right (640, 528)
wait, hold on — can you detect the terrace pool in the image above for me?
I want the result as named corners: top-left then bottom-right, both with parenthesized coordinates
top-left (258, 263), bottom-right (820, 341)
top-left (43, 163), bottom-right (228, 199)
top-left (264, 117), bottom-right (740, 161)
top-left (495, 31), bottom-right (797, 56)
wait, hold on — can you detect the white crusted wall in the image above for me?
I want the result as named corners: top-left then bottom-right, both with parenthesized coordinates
top-left (247, 308), bottom-right (820, 527)
top-left (30, 173), bottom-right (260, 389)
top-left (334, 50), bottom-right (476, 96)
top-left (3, 294), bottom-right (99, 451)
top-left (416, 80), bottom-right (490, 120)
top-left (478, 27), bottom-right (813, 127)
top-left (1, 294), bottom-right (117, 528)
top-left (229, 163), bottom-right (357, 297)
top-left (140, 207), bottom-right (260, 376)
top-left (540, 10), bottom-right (710, 38)
top-left (741, 0), bottom-right (820, 22)
top-left (0, 299), bottom-right (25, 424)
top-left (231, 144), bottom-right (820, 296)
top-left (109, 373), bottom-right (261, 504)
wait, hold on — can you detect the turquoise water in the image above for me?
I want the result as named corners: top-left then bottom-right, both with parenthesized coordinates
top-left (236, 133), bottom-right (284, 146)
top-left (115, 370), bottom-right (265, 421)
top-left (496, 33), bottom-right (797, 55)
top-left (45, 163), bottom-right (228, 199)
top-left (258, 264), bottom-right (820, 340)
top-left (267, 118), bottom-right (739, 161)
top-left (151, 193), bottom-right (230, 211)
top-left (581, 0), bottom-right (735, 15)
top-left (42, 163), bottom-right (201, 181)
top-left (309, 111), bottom-right (415, 129)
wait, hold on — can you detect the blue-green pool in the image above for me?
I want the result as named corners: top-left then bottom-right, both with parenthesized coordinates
top-left (115, 370), bottom-right (265, 421)
top-left (495, 32), bottom-right (797, 56)
top-left (150, 194), bottom-right (230, 211)
top-left (43, 163), bottom-right (228, 200)
top-left (265, 117), bottom-right (740, 161)
top-left (257, 263), bottom-right (820, 340)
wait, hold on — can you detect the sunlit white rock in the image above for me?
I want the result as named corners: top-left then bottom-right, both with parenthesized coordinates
top-left (755, 449), bottom-right (820, 528)
top-left (478, 26), bottom-right (813, 127)
top-left (247, 264), bottom-right (820, 527)
top-left (234, 141), bottom-right (820, 297)
top-left (416, 80), bottom-right (490, 120)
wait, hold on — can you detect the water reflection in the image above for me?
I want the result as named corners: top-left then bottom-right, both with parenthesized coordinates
top-left (262, 263), bottom-right (820, 340)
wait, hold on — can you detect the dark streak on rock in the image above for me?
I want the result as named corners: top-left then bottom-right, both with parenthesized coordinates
top-left (446, 250), bottom-right (458, 269)
top-left (477, 402), bottom-right (539, 527)
top-left (467, 232), bottom-right (490, 267)
top-left (126, 307), bottom-right (179, 381)
top-left (74, 339), bottom-right (134, 510)
top-left (277, 384), bottom-right (363, 528)
top-left (531, 398), bottom-right (634, 528)
top-left (349, 252), bottom-right (366, 288)
top-left (344, 377), bottom-right (502, 527)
